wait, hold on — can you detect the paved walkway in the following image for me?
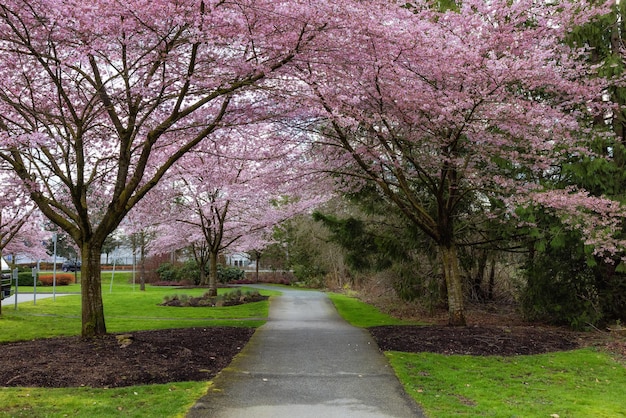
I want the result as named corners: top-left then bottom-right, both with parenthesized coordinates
top-left (187, 287), bottom-right (424, 418)
top-left (1, 292), bottom-right (73, 306)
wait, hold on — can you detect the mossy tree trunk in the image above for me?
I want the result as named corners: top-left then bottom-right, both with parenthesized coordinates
top-left (81, 243), bottom-right (106, 337)
top-left (208, 250), bottom-right (218, 297)
top-left (439, 243), bottom-right (466, 326)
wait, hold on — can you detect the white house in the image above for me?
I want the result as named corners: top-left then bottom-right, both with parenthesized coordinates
top-left (1, 257), bottom-right (9, 271)
top-left (225, 252), bottom-right (251, 268)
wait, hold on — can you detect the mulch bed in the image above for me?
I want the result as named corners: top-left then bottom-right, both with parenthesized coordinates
top-left (0, 327), bottom-right (254, 388)
top-left (369, 325), bottom-right (582, 356)
top-left (0, 324), bottom-right (621, 388)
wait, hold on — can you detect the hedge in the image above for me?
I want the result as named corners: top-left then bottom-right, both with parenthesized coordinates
top-left (16, 271), bottom-right (36, 286)
top-left (38, 274), bottom-right (75, 286)
top-left (13, 272), bottom-right (75, 286)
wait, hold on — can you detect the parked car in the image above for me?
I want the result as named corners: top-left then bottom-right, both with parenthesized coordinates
top-left (1, 272), bottom-right (11, 299)
top-left (61, 260), bottom-right (81, 272)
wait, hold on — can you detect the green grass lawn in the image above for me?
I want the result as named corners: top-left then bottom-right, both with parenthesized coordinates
top-left (1, 382), bottom-right (207, 418)
top-left (328, 292), bottom-right (626, 418)
top-left (1, 282), bottom-right (273, 342)
top-left (0, 274), bottom-right (278, 417)
top-left (327, 292), bottom-right (420, 327)
top-left (388, 349), bottom-right (626, 418)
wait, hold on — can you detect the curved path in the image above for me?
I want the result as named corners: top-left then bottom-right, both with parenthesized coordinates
top-left (1, 292), bottom-right (75, 305)
top-left (187, 287), bottom-right (424, 418)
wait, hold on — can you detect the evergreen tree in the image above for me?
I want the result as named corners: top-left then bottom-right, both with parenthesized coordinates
top-left (521, 3), bottom-right (626, 328)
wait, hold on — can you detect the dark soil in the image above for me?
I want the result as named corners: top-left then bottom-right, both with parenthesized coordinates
top-left (0, 323), bottom-right (622, 389)
top-left (369, 325), bottom-right (582, 356)
top-left (0, 327), bottom-right (254, 388)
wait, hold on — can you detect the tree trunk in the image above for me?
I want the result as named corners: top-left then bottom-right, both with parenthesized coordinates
top-left (255, 251), bottom-right (261, 283)
top-left (439, 243), bottom-right (466, 326)
top-left (139, 233), bottom-right (146, 291)
top-left (208, 251), bottom-right (218, 297)
top-left (471, 250), bottom-right (487, 302)
top-left (81, 244), bottom-right (106, 337)
top-left (487, 257), bottom-right (496, 301)
top-left (0, 249), bottom-right (4, 316)
top-left (198, 260), bottom-right (208, 286)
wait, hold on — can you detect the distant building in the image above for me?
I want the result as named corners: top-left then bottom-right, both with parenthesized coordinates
top-left (101, 246), bottom-right (135, 266)
top-left (225, 252), bottom-right (251, 268)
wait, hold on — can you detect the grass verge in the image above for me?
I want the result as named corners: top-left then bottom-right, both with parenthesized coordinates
top-left (328, 291), bottom-right (626, 418)
top-left (0, 381), bottom-right (208, 418)
top-left (327, 292), bottom-right (418, 327)
top-left (388, 349), bottom-right (626, 418)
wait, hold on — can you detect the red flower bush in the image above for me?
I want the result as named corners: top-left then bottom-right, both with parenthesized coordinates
top-left (38, 274), bottom-right (75, 286)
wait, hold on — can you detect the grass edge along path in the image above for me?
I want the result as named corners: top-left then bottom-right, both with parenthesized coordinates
top-left (327, 291), bottom-right (417, 327)
top-left (0, 381), bottom-right (209, 418)
top-left (388, 348), bottom-right (626, 418)
top-left (327, 291), bottom-right (626, 418)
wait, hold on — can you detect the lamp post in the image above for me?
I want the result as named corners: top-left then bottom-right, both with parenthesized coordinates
top-left (52, 233), bottom-right (57, 301)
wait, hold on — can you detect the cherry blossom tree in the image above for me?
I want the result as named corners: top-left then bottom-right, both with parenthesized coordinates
top-left (0, 0), bottom-right (332, 337)
top-left (107, 195), bottom-right (163, 291)
top-left (0, 170), bottom-right (48, 266)
top-left (0, 197), bottom-right (34, 265)
top-left (295, 0), bottom-right (612, 325)
top-left (147, 124), bottom-right (326, 295)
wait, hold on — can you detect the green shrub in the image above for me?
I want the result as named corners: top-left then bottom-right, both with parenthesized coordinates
top-left (222, 288), bottom-right (243, 303)
top-left (156, 261), bottom-right (246, 285)
top-left (160, 289), bottom-right (266, 307)
top-left (155, 263), bottom-right (179, 282)
top-left (518, 209), bottom-right (626, 329)
top-left (178, 294), bottom-right (190, 305)
top-left (178, 259), bottom-right (203, 284)
top-left (16, 271), bottom-right (36, 286)
top-left (522, 245), bottom-right (602, 330)
top-left (217, 264), bottom-right (245, 283)
top-left (157, 259), bottom-right (205, 285)
top-left (292, 264), bottom-right (326, 288)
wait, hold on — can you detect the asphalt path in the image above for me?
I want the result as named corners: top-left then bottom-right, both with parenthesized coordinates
top-left (187, 287), bottom-right (424, 418)
top-left (1, 292), bottom-right (74, 306)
